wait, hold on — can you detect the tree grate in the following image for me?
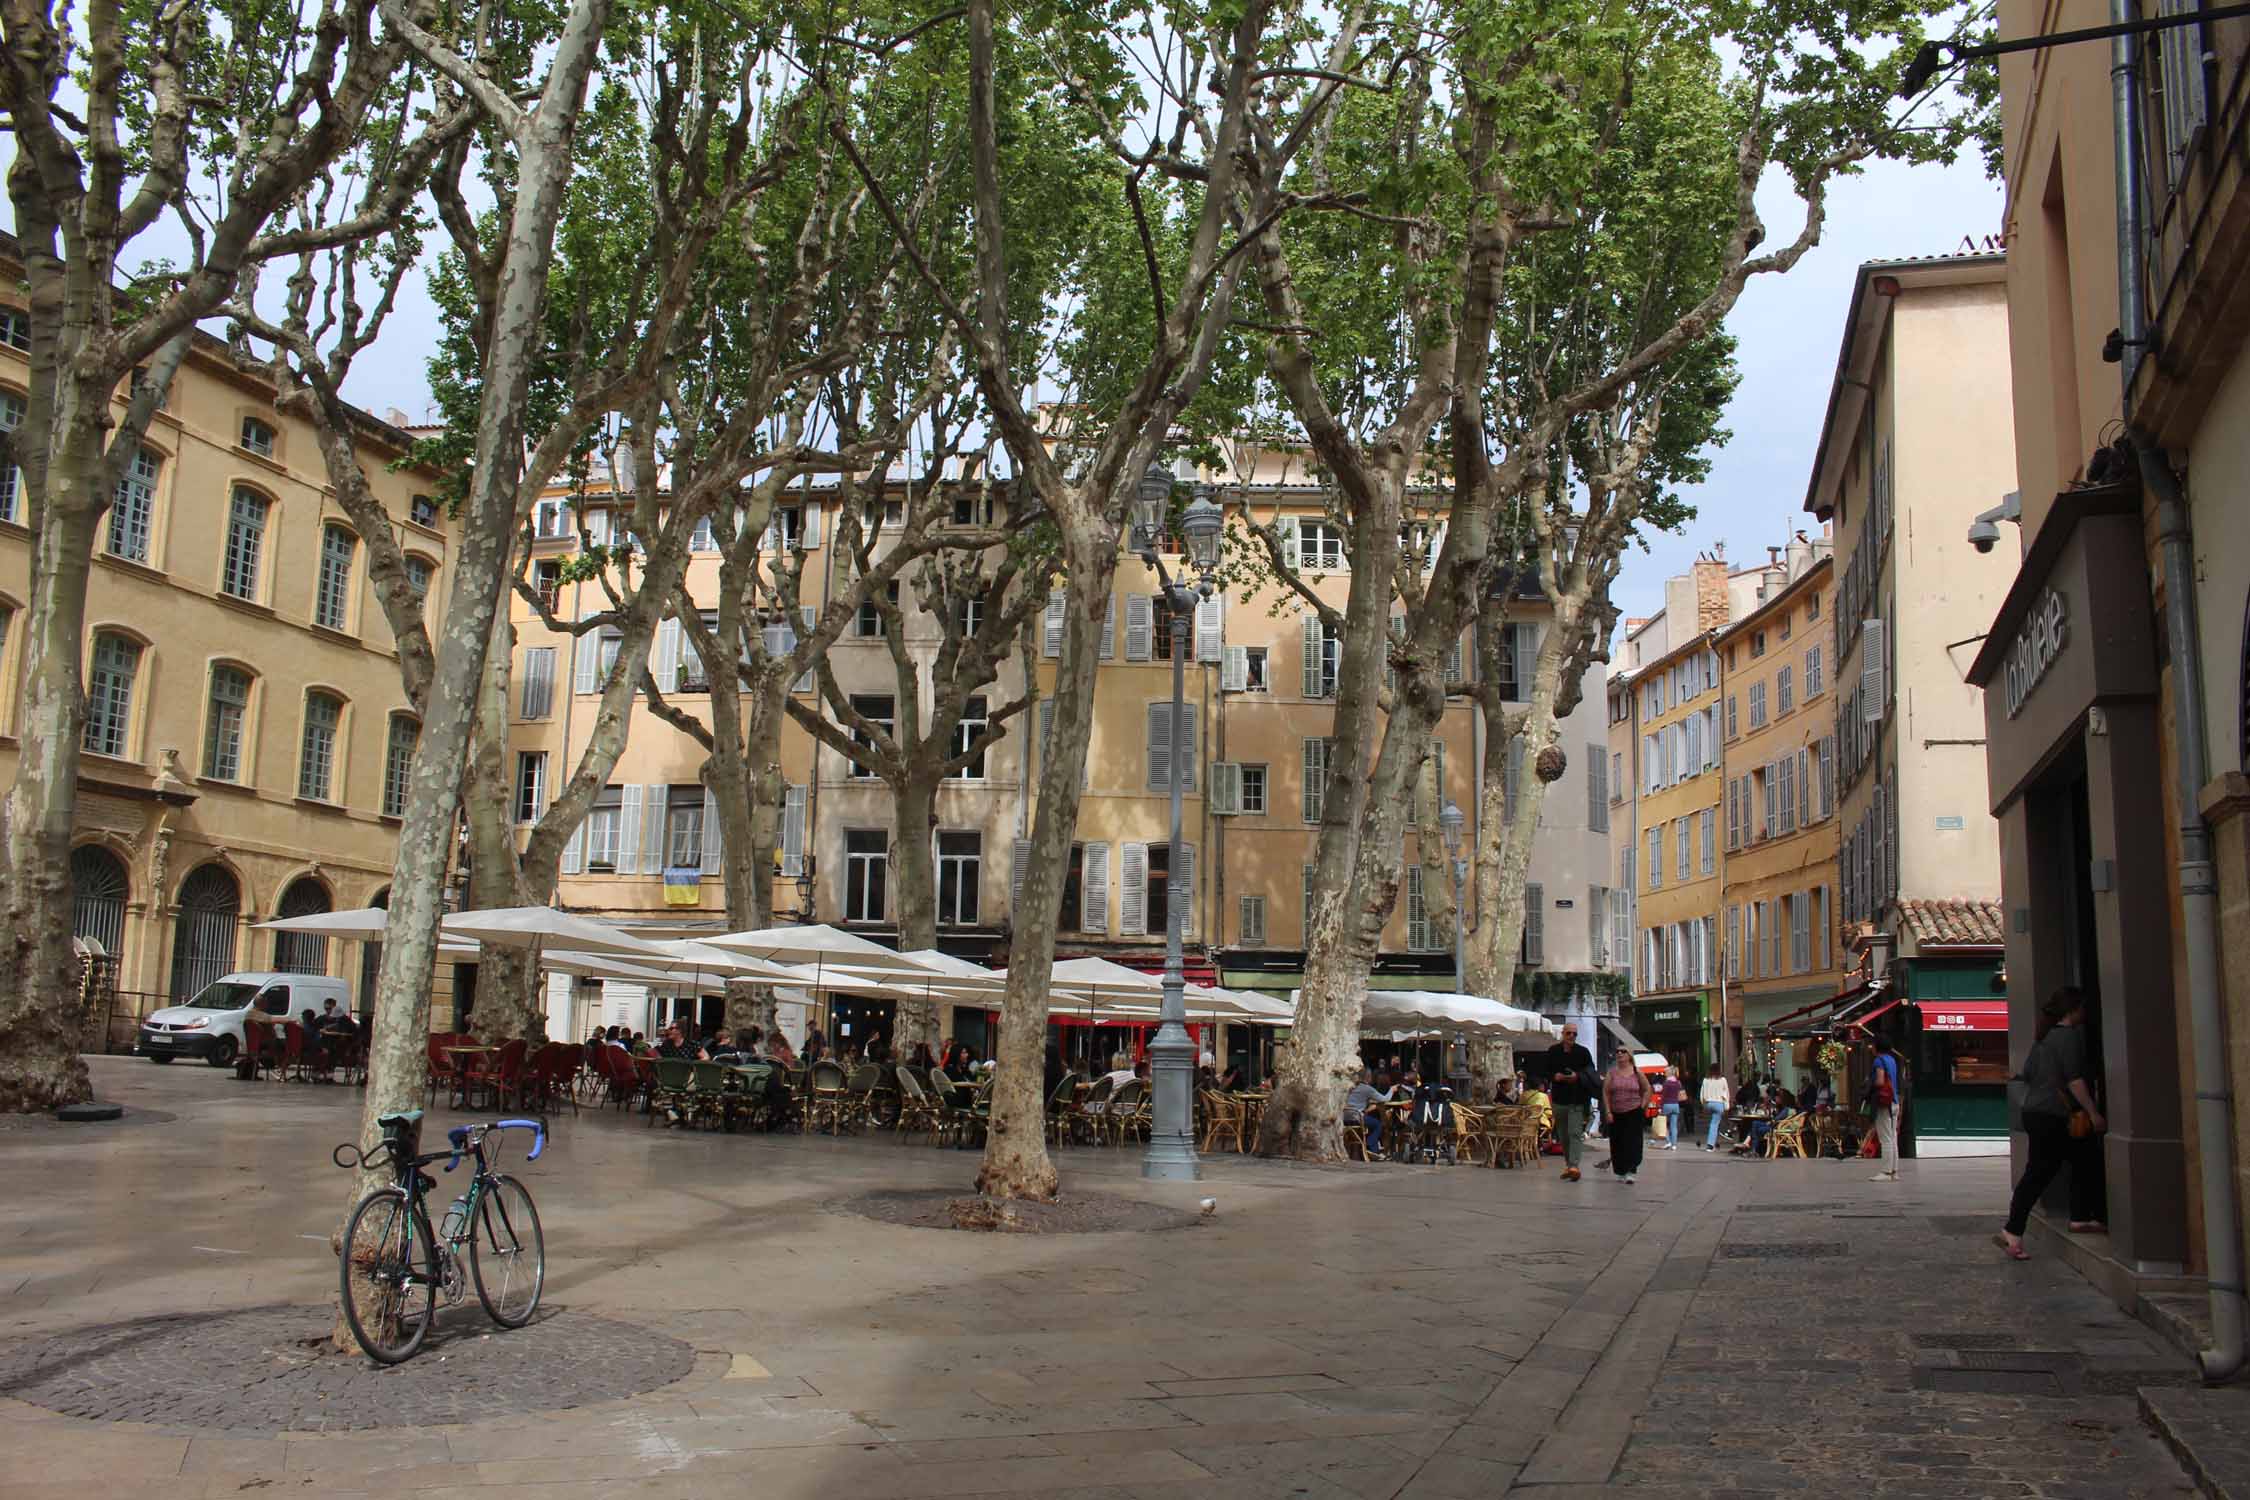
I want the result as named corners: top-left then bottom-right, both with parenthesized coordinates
top-left (1718, 1242), bottom-right (1848, 1259)
top-left (1916, 1367), bottom-right (2066, 1397)
top-left (1734, 1202), bottom-right (1851, 1213)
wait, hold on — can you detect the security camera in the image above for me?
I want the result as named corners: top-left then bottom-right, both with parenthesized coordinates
top-left (1966, 518), bottom-right (2001, 554)
top-left (1966, 492), bottom-right (2020, 554)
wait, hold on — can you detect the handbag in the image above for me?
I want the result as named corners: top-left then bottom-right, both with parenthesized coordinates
top-left (2068, 1106), bottom-right (2094, 1139)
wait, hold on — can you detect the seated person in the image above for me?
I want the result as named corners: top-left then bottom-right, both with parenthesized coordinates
top-left (704, 1028), bottom-right (742, 1063)
top-left (765, 1031), bottom-right (798, 1067)
top-left (1343, 1068), bottom-right (1389, 1158)
top-left (1521, 1085), bottom-right (1553, 1139)
top-left (1096, 1052), bottom-right (1138, 1094)
top-left (655, 1023), bottom-right (701, 1060)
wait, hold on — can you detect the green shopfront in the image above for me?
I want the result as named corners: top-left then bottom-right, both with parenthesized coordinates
top-left (1628, 994), bottom-right (1710, 1076)
top-left (1896, 959), bottom-right (2009, 1151)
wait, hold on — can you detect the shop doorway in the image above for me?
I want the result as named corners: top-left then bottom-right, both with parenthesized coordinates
top-left (2028, 742), bottom-right (2108, 1221)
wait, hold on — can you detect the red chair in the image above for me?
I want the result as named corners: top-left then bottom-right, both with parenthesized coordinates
top-left (279, 1023), bottom-right (308, 1082)
top-left (467, 1037), bottom-right (527, 1112)
top-left (242, 1018), bottom-right (278, 1079)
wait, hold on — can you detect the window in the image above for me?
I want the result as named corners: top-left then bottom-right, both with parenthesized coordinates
top-left (665, 790), bottom-right (705, 868)
top-left (595, 625), bottom-right (623, 682)
top-left (129, 368), bottom-right (168, 408)
top-left (1302, 737), bottom-right (1332, 822)
top-left (1145, 701), bottom-right (1197, 792)
top-left (410, 493), bottom-right (439, 528)
top-left (239, 416), bottom-right (276, 457)
top-left (383, 716), bottom-right (417, 818)
top-left (0, 388), bottom-right (23, 523)
top-left (1302, 618), bottom-right (1341, 698)
top-left (314, 525), bottom-right (355, 631)
top-left (1055, 843), bottom-right (1087, 932)
top-left (848, 693), bottom-right (893, 776)
top-left (107, 447), bottom-right (160, 563)
top-left (534, 559), bottom-right (562, 613)
top-left (846, 829), bottom-right (888, 921)
top-left (1777, 665), bottom-right (1794, 715)
top-left (1242, 645), bottom-right (1268, 691)
top-left (221, 488), bottom-right (268, 600)
top-left (772, 505), bottom-right (803, 550)
top-left (1750, 629), bottom-right (1766, 658)
top-left (585, 787), bottom-right (623, 872)
top-left (856, 581), bottom-right (899, 638)
top-left (1748, 681), bottom-right (1767, 729)
top-left (1807, 594), bottom-right (1821, 621)
top-left (1805, 645), bottom-right (1823, 698)
top-left (514, 752), bottom-right (547, 824)
top-left (203, 665), bottom-right (251, 781)
top-left (937, 831), bottom-right (980, 925)
top-left (520, 646), bottom-right (556, 719)
top-left (402, 555), bottom-right (433, 606)
top-left (952, 592), bottom-right (985, 640)
top-left (1146, 843), bottom-right (1172, 930)
top-left (298, 692), bottom-right (342, 800)
top-left (1239, 763), bottom-right (1267, 815)
top-left (951, 696), bottom-right (989, 778)
top-left (533, 498), bottom-right (571, 539)
top-left (1646, 826), bottom-right (1662, 890)
top-left (1675, 819), bottom-right (1690, 882)
top-left (1726, 694), bottom-right (1738, 739)
top-left (691, 513), bottom-right (716, 552)
top-left (1780, 613), bottom-right (1792, 642)
top-left (0, 306), bottom-right (28, 351)
top-left (1610, 751), bottom-right (1623, 804)
top-left (1521, 882), bottom-right (1544, 965)
top-left (1152, 595), bottom-right (1182, 660)
top-left (1239, 895), bottom-right (1266, 946)
top-left (1496, 622), bottom-right (1533, 701)
top-left (1701, 808), bottom-right (1715, 875)
top-left (1300, 520), bottom-right (1347, 570)
top-left (951, 490), bottom-right (997, 527)
top-left (1406, 867), bottom-right (1441, 951)
top-left (83, 634), bottom-right (140, 757)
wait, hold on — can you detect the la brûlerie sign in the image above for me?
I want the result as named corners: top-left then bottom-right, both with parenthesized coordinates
top-left (2003, 589), bottom-right (2068, 719)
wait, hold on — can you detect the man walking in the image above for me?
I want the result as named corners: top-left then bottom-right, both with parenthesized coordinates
top-left (1542, 1023), bottom-right (1597, 1182)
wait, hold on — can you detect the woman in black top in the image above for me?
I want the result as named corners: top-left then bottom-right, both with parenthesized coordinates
top-left (2000, 988), bottom-right (2105, 1259)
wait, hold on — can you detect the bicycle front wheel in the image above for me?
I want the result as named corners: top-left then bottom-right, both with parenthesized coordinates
top-left (469, 1174), bottom-right (545, 1328)
top-left (340, 1188), bottom-right (437, 1364)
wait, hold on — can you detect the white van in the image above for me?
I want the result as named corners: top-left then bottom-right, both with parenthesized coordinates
top-left (137, 972), bottom-right (355, 1067)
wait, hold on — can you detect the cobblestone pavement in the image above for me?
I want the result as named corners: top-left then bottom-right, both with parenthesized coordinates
top-left (0, 1057), bottom-right (2203, 1498)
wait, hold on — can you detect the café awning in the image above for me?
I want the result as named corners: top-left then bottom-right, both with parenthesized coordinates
top-left (1916, 999), bottom-right (2009, 1032)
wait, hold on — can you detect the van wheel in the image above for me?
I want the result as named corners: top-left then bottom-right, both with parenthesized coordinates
top-left (206, 1037), bottom-right (238, 1068)
top-left (149, 1053), bottom-right (176, 1064)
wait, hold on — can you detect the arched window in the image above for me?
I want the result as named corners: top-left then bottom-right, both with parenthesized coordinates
top-left (69, 845), bottom-right (129, 958)
top-left (203, 664), bottom-right (253, 781)
top-left (169, 864), bottom-right (240, 999)
top-left (299, 691), bottom-right (343, 800)
top-left (106, 447), bottom-right (160, 563)
top-left (222, 488), bottom-right (269, 600)
top-left (314, 524), bottom-right (355, 630)
top-left (403, 554), bottom-right (433, 601)
top-left (273, 876), bottom-right (333, 974)
top-left (83, 632), bottom-right (141, 757)
top-left (0, 388), bottom-right (23, 524)
top-left (382, 714), bottom-right (418, 818)
top-left (239, 416), bottom-right (276, 458)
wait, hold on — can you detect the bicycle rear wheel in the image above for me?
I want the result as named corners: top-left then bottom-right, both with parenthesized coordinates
top-left (468, 1174), bottom-right (545, 1328)
top-left (340, 1188), bottom-right (437, 1363)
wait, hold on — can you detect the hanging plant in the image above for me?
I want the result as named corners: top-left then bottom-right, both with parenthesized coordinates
top-left (1817, 1040), bottom-right (1846, 1077)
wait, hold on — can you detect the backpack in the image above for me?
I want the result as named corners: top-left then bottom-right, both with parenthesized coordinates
top-left (1411, 1081), bottom-right (1453, 1130)
top-left (1871, 1058), bottom-right (1897, 1109)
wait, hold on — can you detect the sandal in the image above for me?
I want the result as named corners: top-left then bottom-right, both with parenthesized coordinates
top-left (1993, 1233), bottom-right (2030, 1261)
top-left (2068, 1221), bottom-right (2108, 1234)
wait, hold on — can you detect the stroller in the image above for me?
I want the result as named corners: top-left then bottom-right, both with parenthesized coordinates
top-left (1407, 1081), bottom-right (1457, 1165)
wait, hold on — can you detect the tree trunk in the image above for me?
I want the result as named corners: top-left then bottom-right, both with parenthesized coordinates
top-left (0, 471), bottom-right (102, 1112)
top-left (460, 609), bottom-right (544, 1043)
top-left (890, 771), bottom-right (941, 1053)
top-left (337, 7), bottom-right (608, 1350)
top-left (1465, 604), bottom-right (1579, 1003)
top-left (976, 535), bottom-right (1117, 1199)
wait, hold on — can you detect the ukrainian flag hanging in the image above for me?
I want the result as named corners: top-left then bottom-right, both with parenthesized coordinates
top-left (663, 866), bottom-right (703, 906)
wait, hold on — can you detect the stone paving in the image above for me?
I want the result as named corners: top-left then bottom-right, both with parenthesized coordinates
top-left (0, 1057), bottom-right (2208, 1498)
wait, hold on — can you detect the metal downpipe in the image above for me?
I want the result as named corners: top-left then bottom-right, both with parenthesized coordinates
top-left (2110, 0), bottom-right (2246, 1381)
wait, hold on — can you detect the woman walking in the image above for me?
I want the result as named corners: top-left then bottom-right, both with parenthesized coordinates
top-left (1699, 1071), bottom-right (1732, 1150)
top-left (1658, 1067), bottom-right (1685, 1150)
top-left (1605, 1052), bottom-right (1654, 1184)
top-left (1999, 989), bottom-right (2106, 1260)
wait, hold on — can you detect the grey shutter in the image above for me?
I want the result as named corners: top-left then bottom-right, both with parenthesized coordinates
top-left (1178, 843), bottom-right (1195, 938)
top-left (801, 504), bottom-right (820, 548)
top-left (1443, 631), bottom-right (1463, 686)
top-left (1196, 596), bottom-right (1223, 662)
top-left (521, 647), bottom-right (554, 719)
top-left (1504, 738), bottom-right (1523, 822)
top-left (1012, 838), bottom-right (1031, 905)
top-left (1861, 619), bottom-right (1886, 719)
top-left (1406, 867), bottom-right (1428, 951)
top-left (1146, 702), bottom-right (1170, 791)
top-left (654, 617), bottom-right (682, 691)
top-left (1798, 748), bottom-right (1812, 827)
top-left (1082, 842), bottom-right (1109, 933)
top-left (562, 821), bottom-right (585, 874)
top-left (781, 785), bottom-right (807, 875)
top-left (1301, 615), bottom-right (1324, 698)
top-left (641, 785), bottom-right (669, 873)
top-left (1240, 896), bottom-right (1265, 946)
top-left (1277, 515), bottom-right (1300, 571)
top-left (700, 787), bottom-right (721, 875)
top-left (1523, 882), bottom-right (1544, 965)
top-left (1120, 842), bottom-right (1148, 936)
top-left (1043, 591), bottom-right (1066, 657)
top-left (1099, 591), bottom-right (1118, 660)
top-left (1210, 762), bottom-right (1240, 815)
top-left (1302, 738), bottom-right (1327, 823)
top-left (1222, 646), bottom-right (1248, 692)
top-left (1511, 624), bottom-right (1536, 699)
top-left (1587, 742), bottom-right (1606, 831)
top-left (1588, 885), bottom-right (1604, 966)
top-left (573, 618), bottom-right (601, 693)
top-left (1124, 594), bottom-right (1153, 661)
top-left (794, 607), bottom-right (816, 692)
top-left (1176, 703), bottom-right (1197, 791)
top-left (2158, 0), bottom-right (2210, 182)
top-left (618, 786), bottom-right (645, 874)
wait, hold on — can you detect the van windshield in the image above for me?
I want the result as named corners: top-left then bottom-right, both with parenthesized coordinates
top-left (186, 981), bottom-right (263, 1010)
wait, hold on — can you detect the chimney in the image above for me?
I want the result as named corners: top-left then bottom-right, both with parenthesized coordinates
top-left (1693, 557), bottom-right (1730, 632)
top-left (1786, 530), bottom-right (1812, 579)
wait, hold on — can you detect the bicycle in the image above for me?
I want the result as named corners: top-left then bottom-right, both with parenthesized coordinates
top-left (333, 1109), bottom-right (547, 1364)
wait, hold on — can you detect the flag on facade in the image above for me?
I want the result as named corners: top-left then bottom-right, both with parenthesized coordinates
top-left (663, 867), bottom-right (702, 906)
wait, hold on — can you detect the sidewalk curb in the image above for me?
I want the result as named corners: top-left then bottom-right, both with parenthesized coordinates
top-left (2141, 1385), bottom-right (2250, 1500)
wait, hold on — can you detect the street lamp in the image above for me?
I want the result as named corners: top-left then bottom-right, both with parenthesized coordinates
top-left (1439, 800), bottom-right (1470, 1088)
top-left (1138, 469), bottom-right (1224, 1181)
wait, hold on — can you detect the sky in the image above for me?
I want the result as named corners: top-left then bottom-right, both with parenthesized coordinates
top-left (1608, 155), bottom-right (2006, 623)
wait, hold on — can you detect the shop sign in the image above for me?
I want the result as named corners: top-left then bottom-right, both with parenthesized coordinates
top-left (2002, 589), bottom-right (2069, 719)
top-left (1645, 1007), bottom-right (1689, 1025)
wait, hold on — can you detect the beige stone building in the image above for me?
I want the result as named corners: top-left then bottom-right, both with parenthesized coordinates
top-left (1969, 0), bottom-right (2250, 1307)
top-left (1805, 254), bottom-right (2017, 1151)
top-left (0, 272), bottom-right (446, 1042)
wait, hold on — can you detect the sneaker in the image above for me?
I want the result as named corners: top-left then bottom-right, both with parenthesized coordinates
top-left (1623, 1174), bottom-right (1636, 1183)
top-left (1562, 1167), bottom-right (1581, 1182)
top-left (1869, 1170), bottom-right (1898, 1182)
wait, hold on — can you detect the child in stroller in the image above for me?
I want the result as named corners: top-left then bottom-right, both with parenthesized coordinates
top-left (1407, 1079), bottom-right (1457, 1164)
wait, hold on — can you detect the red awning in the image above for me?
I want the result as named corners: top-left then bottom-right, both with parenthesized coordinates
top-left (1839, 996), bottom-right (1904, 1033)
top-left (1918, 999), bottom-right (2008, 1033)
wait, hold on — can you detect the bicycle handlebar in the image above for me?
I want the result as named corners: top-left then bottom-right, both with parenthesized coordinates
top-left (441, 1118), bottom-right (547, 1170)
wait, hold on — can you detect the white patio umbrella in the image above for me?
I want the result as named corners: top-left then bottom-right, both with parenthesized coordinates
top-left (703, 924), bottom-right (940, 973)
top-left (255, 907), bottom-right (393, 939)
top-left (1343, 989), bottom-right (1559, 1044)
top-left (441, 906), bottom-right (677, 959)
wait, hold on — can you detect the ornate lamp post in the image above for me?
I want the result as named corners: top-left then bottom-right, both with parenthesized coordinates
top-left (1133, 464), bottom-right (1224, 1180)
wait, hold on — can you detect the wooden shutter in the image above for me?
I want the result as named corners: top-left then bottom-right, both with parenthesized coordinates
top-left (1099, 590), bottom-right (1118, 660)
top-left (1222, 646), bottom-right (1248, 692)
top-left (641, 785), bottom-right (669, 872)
top-left (1197, 595), bottom-right (1223, 662)
top-left (781, 785), bottom-right (807, 875)
top-left (700, 787), bottom-right (721, 875)
top-left (1443, 630), bottom-right (1464, 685)
top-left (617, 786), bottom-right (645, 874)
top-left (1522, 883), bottom-right (1544, 965)
top-left (1587, 885), bottom-right (1605, 966)
top-left (1043, 590), bottom-right (1066, 657)
top-left (1125, 594), bottom-right (1153, 660)
top-left (1120, 842), bottom-right (1148, 936)
top-left (1861, 619), bottom-right (1886, 718)
top-left (1176, 703), bottom-right (1196, 791)
top-left (1146, 702), bottom-right (1170, 791)
top-left (1082, 842), bottom-right (1109, 933)
top-left (1301, 615), bottom-right (1325, 698)
top-left (654, 617), bottom-right (682, 691)
top-left (1302, 864), bottom-right (1317, 942)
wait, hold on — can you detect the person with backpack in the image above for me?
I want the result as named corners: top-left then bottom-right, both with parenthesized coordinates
top-left (1998, 988), bottom-right (2105, 1259)
top-left (1868, 1035), bottom-right (1904, 1181)
top-left (1604, 1052), bottom-right (1654, 1183)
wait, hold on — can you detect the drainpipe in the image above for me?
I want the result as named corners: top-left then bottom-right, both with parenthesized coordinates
top-left (2110, 0), bottom-right (2246, 1381)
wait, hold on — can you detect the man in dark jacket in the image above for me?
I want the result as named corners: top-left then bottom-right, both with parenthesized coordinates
top-left (1542, 1023), bottom-right (1597, 1182)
